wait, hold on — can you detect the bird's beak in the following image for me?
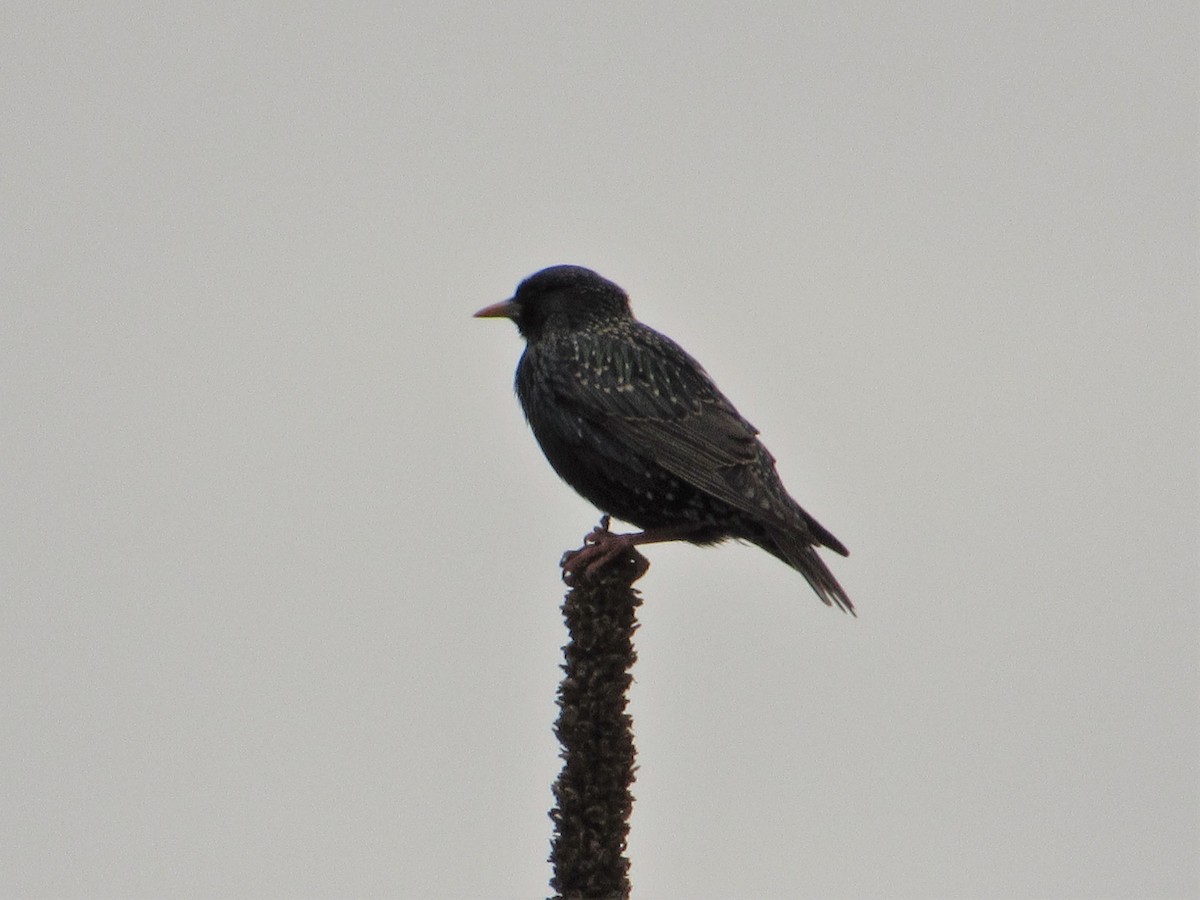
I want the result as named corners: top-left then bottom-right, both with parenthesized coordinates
top-left (473, 299), bottom-right (518, 319)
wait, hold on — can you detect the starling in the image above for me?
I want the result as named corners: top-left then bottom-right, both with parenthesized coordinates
top-left (475, 265), bottom-right (853, 614)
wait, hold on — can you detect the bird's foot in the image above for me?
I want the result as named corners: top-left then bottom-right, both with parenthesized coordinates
top-left (560, 515), bottom-right (650, 585)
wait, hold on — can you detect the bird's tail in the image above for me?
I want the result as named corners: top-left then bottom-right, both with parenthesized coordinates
top-left (761, 527), bottom-right (855, 616)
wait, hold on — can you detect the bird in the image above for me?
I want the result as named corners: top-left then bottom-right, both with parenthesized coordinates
top-left (475, 265), bottom-right (854, 614)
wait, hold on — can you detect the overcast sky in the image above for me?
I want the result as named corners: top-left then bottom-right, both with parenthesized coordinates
top-left (3, 4), bottom-right (1197, 899)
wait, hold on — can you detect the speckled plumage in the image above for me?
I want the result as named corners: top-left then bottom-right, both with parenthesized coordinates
top-left (476, 265), bottom-right (853, 613)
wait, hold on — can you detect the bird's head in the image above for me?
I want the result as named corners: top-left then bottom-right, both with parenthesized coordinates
top-left (474, 265), bottom-right (632, 341)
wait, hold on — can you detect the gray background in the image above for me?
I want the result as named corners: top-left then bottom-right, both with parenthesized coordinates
top-left (3, 4), bottom-right (1196, 899)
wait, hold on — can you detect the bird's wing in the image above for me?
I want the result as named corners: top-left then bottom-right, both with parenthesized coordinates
top-left (544, 326), bottom-right (798, 527)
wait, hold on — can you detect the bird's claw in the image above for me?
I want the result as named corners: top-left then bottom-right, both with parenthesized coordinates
top-left (560, 516), bottom-right (648, 585)
top-left (580, 514), bottom-right (613, 548)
